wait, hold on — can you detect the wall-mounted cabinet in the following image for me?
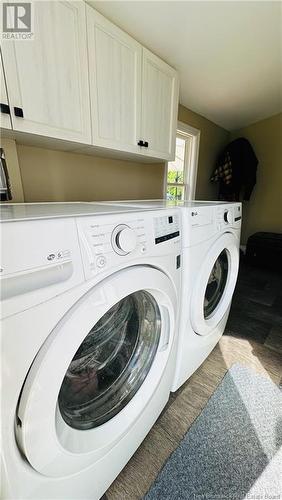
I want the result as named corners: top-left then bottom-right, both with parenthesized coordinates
top-left (141, 49), bottom-right (178, 160)
top-left (1, 0), bottom-right (91, 144)
top-left (0, 1), bottom-right (179, 162)
top-left (87, 7), bottom-right (179, 160)
top-left (87, 7), bottom-right (142, 155)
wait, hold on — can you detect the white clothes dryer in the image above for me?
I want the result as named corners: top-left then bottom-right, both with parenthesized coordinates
top-left (172, 200), bottom-right (241, 390)
top-left (95, 200), bottom-right (241, 391)
top-left (0, 202), bottom-right (181, 500)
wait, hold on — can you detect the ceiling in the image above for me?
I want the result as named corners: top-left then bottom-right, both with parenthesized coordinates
top-left (89, 1), bottom-right (282, 131)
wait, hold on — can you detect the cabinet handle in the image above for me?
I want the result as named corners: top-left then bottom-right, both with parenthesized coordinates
top-left (0, 103), bottom-right (10, 114)
top-left (138, 140), bottom-right (149, 148)
top-left (14, 107), bottom-right (24, 118)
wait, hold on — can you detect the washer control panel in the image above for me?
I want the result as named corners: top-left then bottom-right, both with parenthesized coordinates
top-left (76, 210), bottom-right (181, 279)
top-left (77, 214), bottom-right (147, 277)
top-left (216, 203), bottom-right (242, 230)
top-left (154, 213), bottom-right (180, 244)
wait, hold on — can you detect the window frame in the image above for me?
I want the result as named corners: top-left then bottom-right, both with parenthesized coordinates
top-left (164, 121), bottom-right (200, 201)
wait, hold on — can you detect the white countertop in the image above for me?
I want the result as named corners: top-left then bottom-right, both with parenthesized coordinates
top-left (0, 202), bottom-right (157, 222)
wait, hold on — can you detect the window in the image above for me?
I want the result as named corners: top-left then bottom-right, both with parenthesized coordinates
top-left (165, 122), bottom-right (200, 201)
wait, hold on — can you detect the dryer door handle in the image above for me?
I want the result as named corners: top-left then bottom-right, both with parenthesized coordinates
top-left (159, 306), bottom-right (171, 351)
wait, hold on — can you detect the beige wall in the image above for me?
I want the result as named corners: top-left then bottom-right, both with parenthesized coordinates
top-left (178, 104), bottom-right (229, 200)
top-left (12, 104), bottom-right (229, 204)
top-left (16, 145), bottom-right (164, 202)
top-left (231, 113), bottom-right (282, 244)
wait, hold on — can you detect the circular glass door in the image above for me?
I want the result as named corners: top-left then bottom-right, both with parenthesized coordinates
top-left (190, 233), bottom-right (239, 336)
top-left (204, 250), bottom-right (229, 319)
top-left (58, 291), bottom-right (161, 430)
top-left (15, 266), bottom-right (176, 477)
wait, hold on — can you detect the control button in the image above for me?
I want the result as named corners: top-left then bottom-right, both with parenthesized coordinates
top-left (96, 256), bottom-right (106, 268)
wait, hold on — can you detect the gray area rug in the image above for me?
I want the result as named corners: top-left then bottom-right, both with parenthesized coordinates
top-left (145, 364), bottom-right (282, 500)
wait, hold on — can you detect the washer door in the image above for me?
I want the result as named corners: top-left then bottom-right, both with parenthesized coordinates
top-left (16, 266), bottom-right (176, 477)
top-left (191, 233), bottom-right (239, 336)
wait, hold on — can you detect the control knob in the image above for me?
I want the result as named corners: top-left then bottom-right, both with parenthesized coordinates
top-left (223, 210), bottom-right (232, 224)
top-left (112, 225), bottom-right (137, 255)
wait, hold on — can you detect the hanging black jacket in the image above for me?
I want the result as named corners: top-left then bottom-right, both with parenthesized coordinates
top-left (211, 137), bottom-right (258, 201)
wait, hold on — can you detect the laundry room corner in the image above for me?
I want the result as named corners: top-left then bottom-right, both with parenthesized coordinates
top-left (230, 112), bottom-right (282, 245)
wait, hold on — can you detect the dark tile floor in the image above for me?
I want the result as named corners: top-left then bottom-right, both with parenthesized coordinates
top-left (225, 256), bottom-right (282, 355)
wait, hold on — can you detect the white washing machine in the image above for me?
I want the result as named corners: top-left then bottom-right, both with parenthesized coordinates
top-left (0, 202), bottom-right (181, 500)
top-left (95, 200), bottom-right (241, 390)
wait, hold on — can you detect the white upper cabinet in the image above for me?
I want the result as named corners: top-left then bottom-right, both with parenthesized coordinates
top-left (87, 7), bottom-right (142, 154)
top-left (86, 7), bottom-right (179, 161)
top-left (141, 49), bottom-right (179, 161)
top-left (1, 1), bottom-right (91, 144)
top-left (0, 3), bottom-right (179, 160)
top-left (0, 52), bottom-right (12, 130)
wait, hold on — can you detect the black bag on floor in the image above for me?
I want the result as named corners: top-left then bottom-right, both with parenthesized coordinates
top-left (246, 232), bottom-right (282, 271)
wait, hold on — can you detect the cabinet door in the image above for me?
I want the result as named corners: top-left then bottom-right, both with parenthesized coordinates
top-left (87, 7), bottom-right (142, 154)
top-left (0, 52), bottom-right (12, 130)
top-left (1, 1), bottom-right (91, 144)
top-left (141, 49), bottom-right (179, 161)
